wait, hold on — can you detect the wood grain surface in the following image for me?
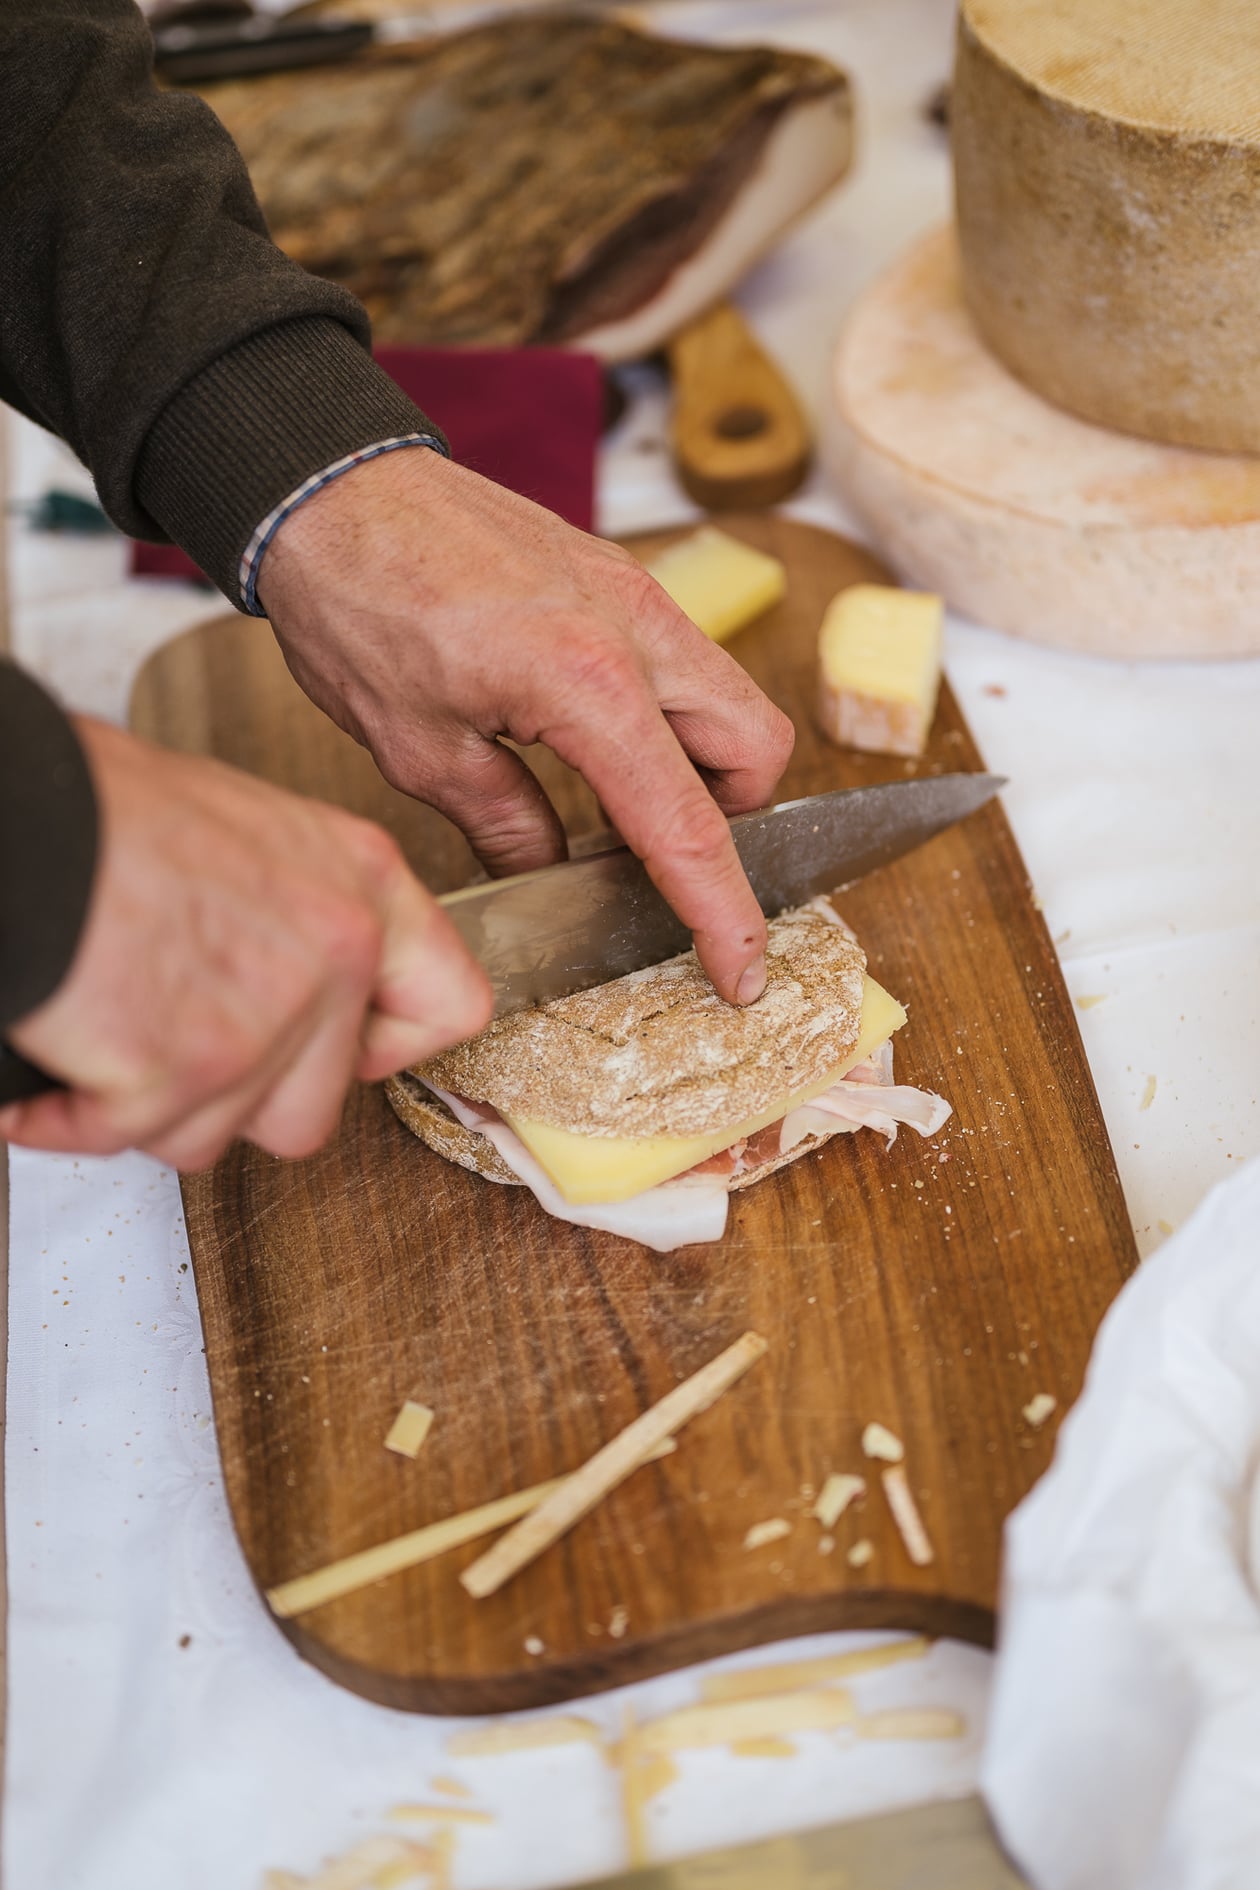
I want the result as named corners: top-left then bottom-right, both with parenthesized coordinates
top-left (129, 517), bottom-right (1137, 1714)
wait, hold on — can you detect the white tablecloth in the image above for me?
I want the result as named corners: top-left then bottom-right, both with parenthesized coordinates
top-left (5, 3), bottom-right (1260, 1886)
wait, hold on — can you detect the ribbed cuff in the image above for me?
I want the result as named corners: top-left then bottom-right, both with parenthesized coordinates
top-left (134, 317), bottom-right (450, 608)
top-left (0, 663), bottom-right (99, 1031)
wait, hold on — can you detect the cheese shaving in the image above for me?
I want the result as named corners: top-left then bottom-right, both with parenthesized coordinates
top-left (460, 1332), bottom-right (768, 1599)
top-left (267, 1438), bottom-right (675, 1618)
top-left (386, 1805), bottom-right (493, 1826)
top-left (847, 1538), bottom-right (874, 1568)
top-left (856, 1708), bottom-right (965, 1741)
top-left (262, 1837), bottom-right (436, 1890)
top-left (447, 1715), bottom-right (603, 1757)
top-left (730, 1736), bottom-right (795, 1758)
top-left (637, 1688), bottom-right (855, 1753)
top-left (862, 1423), bottom-right (904, 1463)
top-left (699, 1638), bottom-right (929, 1703)
top-left (429, 1778), bottom-right (472, 1800)
top-left (882, 1463), bottom-right (935, 1566)
top-left (742, 1518), bottom-right (792, 1551)
top-left (384, 1401), bottom-right (434, 1460)
top-left (1022, 1392), bottom-right (1058, 1428)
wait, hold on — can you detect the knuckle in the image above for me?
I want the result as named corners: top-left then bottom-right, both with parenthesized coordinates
top-left (316, 897), bottom-right (384, 984)
top-left (563, 633), bottom-right (640, 703)
top-left (765, 702), bottom-right (796, 768)
top-left (651, 794), bottom-right (734, 874)
top-left (344, 818), bottom-right (405, 888)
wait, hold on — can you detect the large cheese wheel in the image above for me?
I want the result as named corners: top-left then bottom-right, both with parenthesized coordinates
top-left (953, 0), bottom-right (1260, 454)
top-left (832, 226), bottom-right (1260, 659)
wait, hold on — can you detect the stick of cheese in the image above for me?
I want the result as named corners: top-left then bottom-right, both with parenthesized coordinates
top-left (266, 1437), bottom-right (676, 1618)
top-left (643, 528), bottom-right (786, 644)
top-left (460, 1332), bottom-right (768, 1598)
top-left (817, 583), bottom-right (942, 758)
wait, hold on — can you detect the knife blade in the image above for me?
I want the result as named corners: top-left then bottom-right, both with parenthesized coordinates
top-left (439, 773), bottom-right (1003, 1018)
top-left (0, 774), bottom-right (1001, 1104)
top-left (569, 1793), bottom-right (1029, 1889)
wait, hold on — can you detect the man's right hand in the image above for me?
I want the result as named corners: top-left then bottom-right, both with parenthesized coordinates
top-left (0, 719), bottom-right (491, 1170)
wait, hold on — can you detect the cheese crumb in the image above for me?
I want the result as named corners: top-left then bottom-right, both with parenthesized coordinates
top-left (523, 1635), bottom-right (545, 1656)
top-left (861, 1423), bottom-right (904, 1463)
top-left (609, 1605), bottom-right (629, 1640)
top-left (813, 1473), bottom-right (865, 1529)
top-left (384, 1400), bottom-right (434, 1460)
top-left (1075, 993), bottom-right (1108, 1010)
top-left (1139, 1074), bottom-right (1157, 1111)
top-left (847, 1539), bottom-right (874, 1568)
top-left (743, 1518), bottom-right (792, 1551)
top-left (1022, 1393), bottom-right (1057, 1429)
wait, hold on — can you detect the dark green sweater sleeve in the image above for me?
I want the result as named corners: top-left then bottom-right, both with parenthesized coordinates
top-left (0, 662), bottom-right (97, 1037)
top-left (0, 0), bottom-right (446, 603)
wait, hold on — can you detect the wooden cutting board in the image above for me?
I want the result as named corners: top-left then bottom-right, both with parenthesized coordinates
top-left (130, 516), bottom-right (1137, 1714)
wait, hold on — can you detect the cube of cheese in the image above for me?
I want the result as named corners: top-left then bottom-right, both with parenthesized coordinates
top-left (817, 584), bottom-right (943, 758)
top-left (644, 527), bottom-right (786, 644)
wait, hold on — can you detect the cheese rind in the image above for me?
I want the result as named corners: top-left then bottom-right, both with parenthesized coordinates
top-left (832, 226), bottom-right (1260, 659)
top-left (817, 584), bottom-right (942, 758)
top-left (506, 975), bottom-right (906, 1205)
top-left (644, 527), bottom-right (786, 644)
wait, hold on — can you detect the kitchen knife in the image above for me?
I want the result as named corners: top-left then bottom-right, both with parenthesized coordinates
top-left (0, 774), bottom-right (1002, 1102)
top-left (569, 1793), bottom-right (1029, 1889)
top-left (441, 773), bottom-right (1003, 1018)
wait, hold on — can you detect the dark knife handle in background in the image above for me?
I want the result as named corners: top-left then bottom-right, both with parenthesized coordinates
top-left (153, 14), bottom-right (375, 84)
top-left (0, 1043), bottom-right (63, 1105)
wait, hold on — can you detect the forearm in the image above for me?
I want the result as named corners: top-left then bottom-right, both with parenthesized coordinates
top-left (0, 0), bottom-right (444, 602)
top-left (0, 662), bottom-right (98, 1033)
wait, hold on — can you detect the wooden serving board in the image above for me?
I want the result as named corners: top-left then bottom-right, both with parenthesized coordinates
top-left (130, 517), bottom-right (1137, 1714)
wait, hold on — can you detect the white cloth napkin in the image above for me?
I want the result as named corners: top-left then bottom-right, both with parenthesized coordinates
top-left (983, 1157), bottom-right (1260, 1890)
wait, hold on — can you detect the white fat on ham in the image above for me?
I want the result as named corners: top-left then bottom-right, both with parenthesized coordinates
top-left (779, 1078), bottom-right (952, 1155)
top-left (423, 1083), bottom-right (731, 1253)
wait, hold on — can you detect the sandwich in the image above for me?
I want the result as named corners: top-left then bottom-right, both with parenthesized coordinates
top-left (387, 898), bottom-right (950, 1252)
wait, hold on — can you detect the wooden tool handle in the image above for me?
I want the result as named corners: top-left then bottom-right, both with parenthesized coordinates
top-left (668, 302), bottom-right (812, 510)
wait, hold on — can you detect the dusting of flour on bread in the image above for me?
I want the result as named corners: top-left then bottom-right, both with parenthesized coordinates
top-left (414, 900), bottom-right (866, 1140)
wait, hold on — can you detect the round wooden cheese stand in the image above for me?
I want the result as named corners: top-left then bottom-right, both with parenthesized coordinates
top-left (833, 227), bottom-right (1260, 660)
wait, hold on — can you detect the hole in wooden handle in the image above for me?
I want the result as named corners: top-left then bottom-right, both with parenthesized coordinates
top-left (713, 405), bottom-right (770, 441)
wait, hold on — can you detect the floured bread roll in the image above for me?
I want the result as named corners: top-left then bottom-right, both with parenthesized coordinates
top-left (386, 901), bottom-right (952, 1252)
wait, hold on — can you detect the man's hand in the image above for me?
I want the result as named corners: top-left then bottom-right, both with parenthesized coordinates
top-left (259, 451), bottom-right (795, 1006)
top-left (0, 719), bottom-right (491, 1170)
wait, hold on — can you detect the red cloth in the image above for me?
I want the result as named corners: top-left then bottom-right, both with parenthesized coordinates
top-left (130, 345), bottom-right (603, 587)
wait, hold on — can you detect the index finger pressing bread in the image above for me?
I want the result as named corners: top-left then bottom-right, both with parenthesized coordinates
top-left (542, 676), bottom-right (769, 1006)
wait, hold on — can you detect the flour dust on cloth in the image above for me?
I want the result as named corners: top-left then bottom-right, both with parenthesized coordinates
top-left (982, 1157), bottom-right (1260, 1890)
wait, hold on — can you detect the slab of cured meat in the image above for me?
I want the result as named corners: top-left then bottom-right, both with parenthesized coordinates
top-left (191, 16), bottom-right (852, 358)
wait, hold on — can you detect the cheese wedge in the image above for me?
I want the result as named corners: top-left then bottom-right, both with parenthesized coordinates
top-left (644, 527), bottom-right (786, 644)
top-left (506, 975), bottom-right (906, 1204)
top-left (817, 584), bottom-right (942, 758)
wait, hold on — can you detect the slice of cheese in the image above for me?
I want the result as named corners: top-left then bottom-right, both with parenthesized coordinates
top-left (506, 975), bottom-right (906, 1205)
top-left (954, 0), bottom-right (1260, 453)
top-left (644, 527), bottom-right (786, 644)
top-left (817, 584), bottom-right (942, 758)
